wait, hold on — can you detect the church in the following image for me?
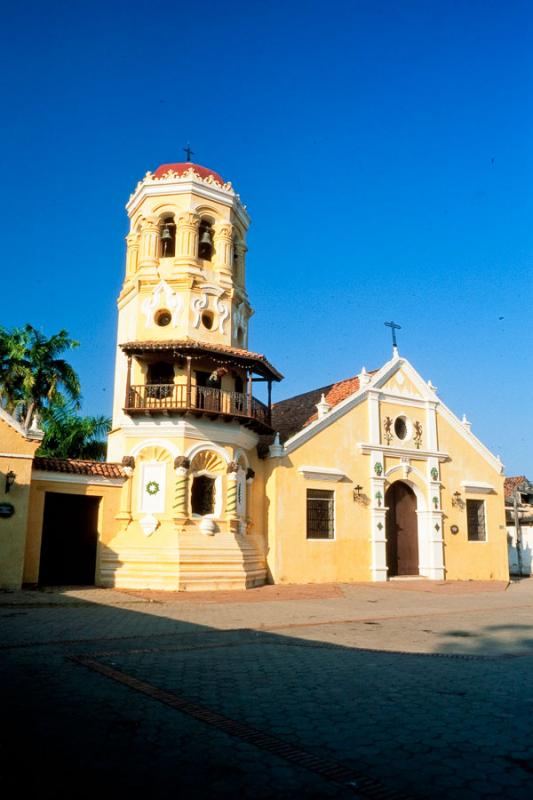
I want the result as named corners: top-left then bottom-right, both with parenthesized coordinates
top-left (1, 159), bottom-right (509, 590)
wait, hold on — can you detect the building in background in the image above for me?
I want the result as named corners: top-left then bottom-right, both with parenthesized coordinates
top-left (505, 476), bottom-right (533, 576)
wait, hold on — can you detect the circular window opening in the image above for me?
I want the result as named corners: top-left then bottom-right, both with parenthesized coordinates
top-left (202, 311), bottom-right (214, 330)
top-left (394, 416), bottom-right (408, 440)
top-left (155, 309), bottom-right (172, 327)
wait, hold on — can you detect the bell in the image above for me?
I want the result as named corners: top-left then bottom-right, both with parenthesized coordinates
top-left (199, 228), bottom-right (212, 246)
top-left (161, 225), bottom-right (172, 241)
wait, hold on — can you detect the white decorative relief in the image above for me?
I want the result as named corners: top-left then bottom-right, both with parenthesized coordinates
top-left (216, 298), bottom-right (229, 333)
top-left (192, 294), bottom-right (209, 327)
top-left (140, 514), bottom-right (158, 537)
top-left (142, 280), bottom-right (183, 328)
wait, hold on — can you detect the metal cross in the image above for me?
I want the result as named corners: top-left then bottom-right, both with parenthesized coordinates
top-left (183, 144), bottom-right (194, 162)
top-left (384, 320), bottom-right (401, 349)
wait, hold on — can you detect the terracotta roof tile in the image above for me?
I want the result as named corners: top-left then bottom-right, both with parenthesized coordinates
top-left (33, 457), bottom-right (125, 479)
top-left (504, 475), bottom-right (528, 498)
top-left (271, 371), bottom-right (376, 443)
top-left (120, 339), bottom-right (283, 381)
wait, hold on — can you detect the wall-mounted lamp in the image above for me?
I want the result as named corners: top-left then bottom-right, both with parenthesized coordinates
top-left (5, 470), bottom-right (16, 493)
top-left (452, 491), bottom-right (462, 507)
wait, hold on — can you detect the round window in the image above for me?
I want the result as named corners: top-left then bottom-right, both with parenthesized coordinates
top-left (202, 311), bottom-right (214, 330)
top-left (155, 309), bottom-right (171, 327)
top-left (394, 416), bottom-right (408, 440)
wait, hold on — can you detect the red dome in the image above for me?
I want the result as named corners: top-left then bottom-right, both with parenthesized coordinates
top-left (153, 162), bottom-right (225, 184)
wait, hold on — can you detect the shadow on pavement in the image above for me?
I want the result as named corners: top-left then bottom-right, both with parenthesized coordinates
top-left (1, 586), bottom-right (533, 800)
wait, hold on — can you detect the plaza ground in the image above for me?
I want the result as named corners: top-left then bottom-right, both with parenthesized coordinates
top-left (2, 579), bottom-right (533, 799)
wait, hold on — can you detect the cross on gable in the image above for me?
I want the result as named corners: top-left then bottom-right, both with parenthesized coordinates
top-left (384, 320), bottom-right (401, 349)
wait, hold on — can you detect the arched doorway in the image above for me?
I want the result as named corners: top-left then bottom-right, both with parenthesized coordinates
top-left (385, 481), bottom-right (419, 577)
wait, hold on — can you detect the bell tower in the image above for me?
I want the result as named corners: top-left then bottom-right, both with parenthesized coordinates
top-left (104, 159), bottom-right (281, 590)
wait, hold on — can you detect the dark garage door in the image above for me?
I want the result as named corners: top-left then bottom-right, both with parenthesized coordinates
top-left (39, 492), bottom-right (100, 585)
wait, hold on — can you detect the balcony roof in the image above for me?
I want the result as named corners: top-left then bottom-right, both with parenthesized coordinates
top-left (120, 340), bottom-right (283, 381)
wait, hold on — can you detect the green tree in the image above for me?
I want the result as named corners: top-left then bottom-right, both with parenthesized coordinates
top-left (37, 403), bottom-right (111, 461)
top-left (0, 324), bottom-right (80, 428)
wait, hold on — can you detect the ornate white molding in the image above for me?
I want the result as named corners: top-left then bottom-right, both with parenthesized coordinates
top-left (215, 298), bottom-right (229, 333)
top-left (141, 279), bottom-right (183, 327)
top-left (192, 293), bottom-right (209, 327)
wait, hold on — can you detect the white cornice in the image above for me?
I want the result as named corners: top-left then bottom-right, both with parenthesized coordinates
top-left (126, 180), bottom-right (250, 230)
top-left (461, 480), bottom-right (496, 494)
top-left (298, 466), bottom-right (346, 481)
top-left (118, 417), bottom-right (258, 451)
top-left (32, 471), bottom-right (124, 487)
top-left (358, 443), bottom-right (450, 461)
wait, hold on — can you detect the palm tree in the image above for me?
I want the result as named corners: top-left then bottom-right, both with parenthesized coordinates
top-left (38, 403), bottom-right (111, 461)
top-left (0, 324), bottom-right (80, 428)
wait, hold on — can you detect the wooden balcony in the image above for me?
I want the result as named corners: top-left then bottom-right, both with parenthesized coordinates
top-left (125, 383), bottom-right (272, 432)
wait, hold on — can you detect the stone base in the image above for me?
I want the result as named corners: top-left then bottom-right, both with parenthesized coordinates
top-left (98, 531), bottom-right (267, 591)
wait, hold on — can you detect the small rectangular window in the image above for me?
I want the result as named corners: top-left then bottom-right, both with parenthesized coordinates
top-left (306, 489), bottom-right (334, 540)
top-left (466, 499), bottom-right (486, 541)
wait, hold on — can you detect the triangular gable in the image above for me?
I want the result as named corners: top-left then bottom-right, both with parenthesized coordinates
top-left (280, 353), bottom-right (502, 473)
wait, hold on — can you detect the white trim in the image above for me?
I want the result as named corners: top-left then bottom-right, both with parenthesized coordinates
top-left (130, 438), bottom-right (180, 459)
top-left (186, 441), bottom-right (230, 464)
top-left (0, 452), bottom-right (35, 461)
top-left (280, 354), bottom-right (502, 475)
top-left (0, 407), bottom-right (43, 441)
top-left (359, 442), bottom-right (450, 460)
top-left (117, 418), bottom-right (258, 451)
top-left (461, 480), bottom-right (495, 494)
top-left (32, 471), bottom-right (124, 487)
top-left (298, 466), bottom-right (345, 482)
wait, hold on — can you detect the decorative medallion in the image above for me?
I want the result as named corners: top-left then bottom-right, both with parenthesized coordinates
top-left (375, 491), bottom-right (383, 507)
top-left (374, 462), bottom-right (383, 476)
top-left (377, 522), bottom-right (383, 531)
top-left (146, 480), bottom-right (160, 496)
top-left (434, 523), bottom-right (440, 532)
top-left (430, 467), bottom-right (439, 481)
top-left (432, 496), bottom-right (439, 510)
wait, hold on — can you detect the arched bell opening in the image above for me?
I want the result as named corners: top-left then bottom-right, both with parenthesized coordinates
top-left (198, 219), bottom-right (214, 261)
top-left (385, 481), bottom-right (419, 577)
top-left (159, 215), bottom-right (176, 258)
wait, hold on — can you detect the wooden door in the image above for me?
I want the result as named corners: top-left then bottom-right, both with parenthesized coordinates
top-left (385, 482), bottom-right (418, 576)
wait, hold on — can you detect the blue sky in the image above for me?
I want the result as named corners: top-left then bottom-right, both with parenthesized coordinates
top-left (1, 0), bottom-right (531, 474)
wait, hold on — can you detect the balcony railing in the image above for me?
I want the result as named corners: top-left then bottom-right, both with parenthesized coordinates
top-left (125, 384), bottom-right (271, 428)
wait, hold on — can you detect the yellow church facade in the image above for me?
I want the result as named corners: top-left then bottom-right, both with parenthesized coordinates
top-left (2, 159), bottom-right (508, 590)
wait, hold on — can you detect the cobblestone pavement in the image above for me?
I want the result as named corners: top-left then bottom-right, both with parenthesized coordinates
top-left (2, 580), bottom-right (533, 798)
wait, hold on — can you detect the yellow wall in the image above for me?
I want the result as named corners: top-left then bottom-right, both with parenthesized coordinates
top-left (24, 478), bottom-right (123, 585)
top-left (266, 400), bottom-right (373, 584)
top-left (0, 417), bottom-right (40, 589)
top-left (437, 412), bottom-right (507, 580)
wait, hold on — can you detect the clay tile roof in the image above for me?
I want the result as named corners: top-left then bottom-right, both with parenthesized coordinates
top-left (33, 457), bottom-right (125, 479)
top-left (120, 339), bottom-right (283, 381)
top-left (504, 475), bottom-right (528, 498)
top-left (271, 371), bottom-right (376, 443)
top-left (153, 162), bottom-right (225, 184)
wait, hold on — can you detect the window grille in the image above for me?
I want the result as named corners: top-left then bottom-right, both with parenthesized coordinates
top-left (306, 489), bottom-right (334, 539)
top-left (466, 499), bottom-right (486, 541)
